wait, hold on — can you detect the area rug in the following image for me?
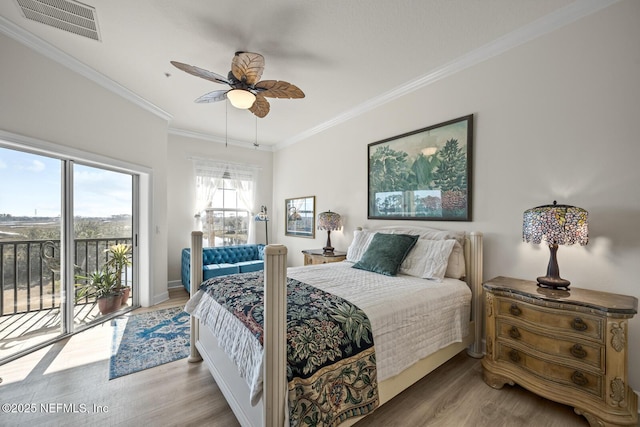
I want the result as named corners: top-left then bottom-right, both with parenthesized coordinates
top-left (109, 306), bottom-right (190, 379)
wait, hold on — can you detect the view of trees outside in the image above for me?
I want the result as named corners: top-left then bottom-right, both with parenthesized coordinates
top-left (200, 181), bottom-right (250, 247)
top-left (368, 119), bottom-right (470, 219)
top-left (202, 209), bottom-right (248, 247)
top-left (0, 216), bottom-right (132, 314)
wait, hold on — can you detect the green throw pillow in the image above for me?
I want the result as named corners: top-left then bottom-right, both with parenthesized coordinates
top-left (352, 233), bottom-right (419, 276)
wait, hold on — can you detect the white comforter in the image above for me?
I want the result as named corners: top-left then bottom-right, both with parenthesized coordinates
top-left (185, 261), bottom-right (471, 404)
top-left (287, 262), bottom-right (471, 381)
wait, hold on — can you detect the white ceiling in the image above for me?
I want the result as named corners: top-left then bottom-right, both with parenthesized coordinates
top-left (0, 0), bottom-right (616, 149)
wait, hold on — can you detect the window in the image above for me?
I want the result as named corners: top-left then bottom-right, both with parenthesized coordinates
top-left (202, 178), bottom-right (249, 245)
top-left (194, 161), bottom-right (259, 246)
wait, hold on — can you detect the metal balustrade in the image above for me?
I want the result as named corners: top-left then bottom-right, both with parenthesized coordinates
top-left (0, 238), bottom-right (132, 316)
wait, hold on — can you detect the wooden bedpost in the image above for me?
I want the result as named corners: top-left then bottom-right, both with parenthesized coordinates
top-left (263, 244), bottom-right (288, 427)
top-left (189, 231), bottom-right (203, 363)
top-left (466, 231), bottom-right (483, 358)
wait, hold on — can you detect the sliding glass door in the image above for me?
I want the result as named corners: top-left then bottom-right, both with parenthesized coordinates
top-left (72, 163), bottom-right (134, 329)
top-left (0, 145), bottom-right (137, 362)
top-left (0, 147), bottom-right (63, 360)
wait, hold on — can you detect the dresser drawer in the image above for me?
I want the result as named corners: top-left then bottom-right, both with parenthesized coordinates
top-left (495, 297), bottom-right (603, 341)
top-left (496, 320), bottom-right (603, 371)
top-left (496, 342), bottom-right (603, 398)
top-left (483, 277), bottom-right (638, 426)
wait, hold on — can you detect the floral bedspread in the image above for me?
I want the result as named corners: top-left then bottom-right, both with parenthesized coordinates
top-left (202, 271), bottom-right (379, 427)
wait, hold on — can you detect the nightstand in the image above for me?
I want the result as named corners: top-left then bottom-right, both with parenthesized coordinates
top-left (482, 276), bottom-right (638, 427)
top-left (302, 249), bottom-right (347, 265)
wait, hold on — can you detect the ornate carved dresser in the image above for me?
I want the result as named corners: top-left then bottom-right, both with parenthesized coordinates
top-left (482, 276), bottom-right (638, 426)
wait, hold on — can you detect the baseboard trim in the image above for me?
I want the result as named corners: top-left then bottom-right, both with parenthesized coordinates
top-left (167, 280), bottom-right (183, 289)
top-left (153, 291), bottom-right (169, 306)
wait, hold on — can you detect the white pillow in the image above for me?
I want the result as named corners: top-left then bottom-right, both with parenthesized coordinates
top-left (422, 239), bottom-right (456, 280)
top-left (400, 239), bottom-right (456, 281)
top-left (346, 229), bottom-right (375, 262)
top-left (445, 241), bottom-right (466, 279)
top-left (399, 239), bottom-right (431, 277)
top-left (378, 226), bottom-right (465, 245)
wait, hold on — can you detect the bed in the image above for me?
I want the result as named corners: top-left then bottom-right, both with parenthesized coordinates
top-left (184, 225), bottom-right (483, 427)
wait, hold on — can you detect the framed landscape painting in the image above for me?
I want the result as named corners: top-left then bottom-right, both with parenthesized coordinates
top-left (285, 196), bottom-right (315, 237)
top-left (368, 114), bottom-right (473, 221)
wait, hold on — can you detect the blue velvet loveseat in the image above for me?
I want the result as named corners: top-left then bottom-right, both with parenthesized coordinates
top-left (181, 244), bottom-right (266, 292)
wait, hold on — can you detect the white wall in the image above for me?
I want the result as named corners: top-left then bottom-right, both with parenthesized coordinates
top-left (0, 33), bottom-right (170, 306)
top-left (166, 133), bottom-right (274, 285)
top-left (274, 0), bottom-right (640, 390)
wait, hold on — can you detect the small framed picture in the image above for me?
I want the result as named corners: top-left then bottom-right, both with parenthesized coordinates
top-left (285, 196), bottom-right (315, 238)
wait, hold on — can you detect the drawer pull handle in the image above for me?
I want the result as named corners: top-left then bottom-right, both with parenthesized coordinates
top-left (570, 344), bottom-right (587, 359)
top-left (509, 304), bottom-right (522, 316)
top-left (571, 318), bottom-right (588, 331)
top-left (571, 371), bottom-right (589, 386)
top-left (509, 350), bottom-right (521, 363)
top-left (509, 326), bottom-right (521, 339)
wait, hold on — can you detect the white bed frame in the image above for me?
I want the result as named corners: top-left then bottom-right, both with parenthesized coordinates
top-left (188, 229), bottom-right (483, 427)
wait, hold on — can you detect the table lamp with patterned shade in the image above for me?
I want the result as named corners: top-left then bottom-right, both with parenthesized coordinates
top-left (523, 201), bottom-right (588, 289)
top-left (254, 205), bottom-right (269, 245)
top-left (317, 210), bottom-right (342, 254)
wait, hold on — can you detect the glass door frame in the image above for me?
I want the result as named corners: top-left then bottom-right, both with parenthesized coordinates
top-left (64, 159), bottom-right (139, 333)
top-left (0, 132), bottom-right (147, 363)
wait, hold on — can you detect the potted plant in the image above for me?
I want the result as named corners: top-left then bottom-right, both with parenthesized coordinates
top-left (75, 269), bottom-right (121, 315)
top-left (105, 243), bottom-right (132, 305)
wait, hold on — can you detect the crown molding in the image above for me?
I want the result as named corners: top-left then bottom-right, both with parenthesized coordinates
top-left (275, 0), bottom-right (621, 151)
top-left (168, 128), bottom-right (273, 152)
top-left (1, 0), bottom-right (620, 151)
top-left (0, 15), bottom-right (172, 122)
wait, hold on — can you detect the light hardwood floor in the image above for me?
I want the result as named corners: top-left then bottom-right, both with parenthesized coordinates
top-left (0, 288), bottom-right (593, 427)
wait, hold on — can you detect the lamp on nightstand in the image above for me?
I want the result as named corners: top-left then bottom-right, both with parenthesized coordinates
top-left (254, 205), bottom-right (269, 245)
top-left (522, 201), bottom-right (588, 290)
top-left (317, 210), bottom-right (342, 254)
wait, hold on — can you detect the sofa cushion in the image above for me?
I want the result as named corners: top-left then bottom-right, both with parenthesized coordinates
top-left (181, 244), bottom-right (266, 291)
top-left (203, 263), bottom-right (240, 280)
top-left (237, 260), bottom-right (265, 273)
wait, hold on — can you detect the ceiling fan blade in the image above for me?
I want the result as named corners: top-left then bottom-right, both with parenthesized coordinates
top-left (255, 80), bottom-right (305, 99)
top-left (194, 90), bottom-right (228, 103)
top-left (170, 61), bottom-right (230, 85)
top-left (231, 52), bottom-right (264, 85)
top-left (249, 94), bottom-right (270, 118)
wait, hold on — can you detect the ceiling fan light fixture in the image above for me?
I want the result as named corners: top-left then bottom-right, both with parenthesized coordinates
top-left (227, 89), bottom-right (256, 109)
top-left (171, 52), bottom-right (303, 117)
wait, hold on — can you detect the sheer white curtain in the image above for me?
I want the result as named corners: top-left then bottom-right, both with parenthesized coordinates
top-left (192, 159), bottom-right (260, 244)
top-left (225, 162), bottom-right (258, 244)
top-left (193, 160), bottom-right (225, 244)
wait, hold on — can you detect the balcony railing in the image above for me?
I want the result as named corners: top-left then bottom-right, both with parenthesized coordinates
top-left (1, 238), bottom-right (132, 316)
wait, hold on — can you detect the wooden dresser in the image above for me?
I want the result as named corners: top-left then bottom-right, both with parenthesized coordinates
top-left (302, 249), bottom-right (347, 265)
top-left (482, 276), bottom-right (638, 427)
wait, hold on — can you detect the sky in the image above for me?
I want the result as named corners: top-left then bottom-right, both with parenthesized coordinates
top-left (0, 146), bottom-right (132, 217)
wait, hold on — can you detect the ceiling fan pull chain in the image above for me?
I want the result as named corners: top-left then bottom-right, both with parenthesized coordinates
top-left (254, 116), bottom-right (259, 148)
top-left (225, 100), bottom-right (228, 148)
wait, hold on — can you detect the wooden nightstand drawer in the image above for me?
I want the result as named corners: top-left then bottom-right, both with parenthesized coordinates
top-left (496, 320), bottom-right (603, 371)
top-left (482, 276), bottom-right (638, 426)
top-left (496, 343), bottom-right (603, 397)
top-left (302, 249), bottom-right (346, 266)
top-left (495, 297), bottom-right (603, 342)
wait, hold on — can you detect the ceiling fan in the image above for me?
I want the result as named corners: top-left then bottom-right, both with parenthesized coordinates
top-left (171, 51), bottom-right (304, 118)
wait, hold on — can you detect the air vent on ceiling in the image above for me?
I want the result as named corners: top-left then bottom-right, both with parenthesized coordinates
top-left (15, 0), bottom-right (100, 41)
